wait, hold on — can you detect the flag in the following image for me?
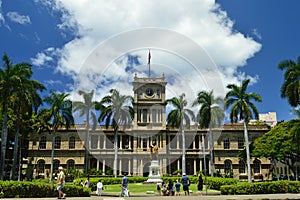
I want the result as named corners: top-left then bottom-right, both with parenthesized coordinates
top-left (148, 50), bottom-right (151, 65)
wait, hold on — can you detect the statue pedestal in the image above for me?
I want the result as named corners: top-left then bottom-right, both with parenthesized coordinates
top-left (145, 160), bottom-right (162, 183)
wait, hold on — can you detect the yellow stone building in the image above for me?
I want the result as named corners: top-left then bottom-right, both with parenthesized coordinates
top-left (27, 74), bottom-right (271, 180)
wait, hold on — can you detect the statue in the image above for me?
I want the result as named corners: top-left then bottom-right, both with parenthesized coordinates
top-left (150, 142), bottom-right (158, 160)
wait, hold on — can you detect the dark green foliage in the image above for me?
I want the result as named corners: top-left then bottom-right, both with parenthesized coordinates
top-left (0, 181), bottom-right (90, 198)
top-left (220, 181), bottom-right (300, 195)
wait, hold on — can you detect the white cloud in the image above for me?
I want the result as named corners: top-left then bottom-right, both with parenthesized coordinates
top-left (33, 0), bottom-right (262, 104)
top-left (0, 0), bottom-right (6, 26)
top-left (6, 11), bottom-right (31, 24)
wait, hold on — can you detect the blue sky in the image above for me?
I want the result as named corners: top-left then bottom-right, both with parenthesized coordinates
top-left (0, 0), bottom-right (299, 122)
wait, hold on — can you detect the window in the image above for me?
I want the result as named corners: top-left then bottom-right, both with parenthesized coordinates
top-left (53, 159), bottom-right (60, 171)
top-left (223, 138), bottom-right (230, 149)
top-left (224, 160), bottom-right (232, 174)
top-left (69, 136), bottom-right (75, 149)
top-left (253, 159), bottom-right (261, 174)
top-left (238, 137), bottom-right (244, 149)
top-left (91, 135), bottom-right (98, 149)
top-left (239, 161), bottom-right (246, 174)
top-left (152, 109), bottom-right (157, 123)
top-left (156, 90), bottom-right (160, 98)
top-left (54, 136), bottom-right (61, 149)
top-left (39, 136), bottom-right (46, 149)
top-left (67, 159), bottom-right (75, 169)
top-left (37, 160), bottom-right (45, 173)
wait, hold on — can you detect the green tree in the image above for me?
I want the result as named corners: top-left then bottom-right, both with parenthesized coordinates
top-left (43, 90), bottom-right (74, 182)
top-left (10, 78), bottom-right (45, 180)
top-left (225, 79), bottom-right (262, 182)
top-left (73, 90), bottom-right (98, 175)
top-left (278, 55), bottom-right (300, 107)
top-left (252, 120), bottom-right (300, 176)
top-left (167, 93), bottom-right (195, 174)
top-left (192, 90), bottom-right (224, 176)
top-left (0, 53), bottom-right (42, 180)
top-left (98, 89), bottom-right (134, 178)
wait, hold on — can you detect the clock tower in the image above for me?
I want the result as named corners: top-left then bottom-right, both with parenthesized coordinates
top-left (132, 73), bottom-right (167, 129)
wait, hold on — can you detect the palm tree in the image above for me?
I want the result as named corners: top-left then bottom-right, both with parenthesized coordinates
top-left (192, 90), bottom-right (224, 176)
top-left (225, 79), bottom-right (262, 183)
top-left (166, 93), bottom-right (195, 174)
top-left (10, 78), bottom-right (45, 180)
top-left (0, 53), bottom-right (40, 180)
top-left (278, 55), bottom-right (300, 107)
top-left (98, 89), bottom-right (134, 178)
top-left (73, 90), bottom-right (98, 175)
top-left (43, 90), bottom-right (74, 183)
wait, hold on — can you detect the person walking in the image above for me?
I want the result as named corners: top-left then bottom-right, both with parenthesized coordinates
top-left (57, 166), bottom-right (66, 199)
top-left (180, 173), bottom-right (190, 195)
top-left (175, 179), bottom-right (181, 196)
top-left (197, 174), bottom-right (204, 196)
top-left (121, 173), bottom-right (129, 197)
top-left (96, 179), bottom-right (103, 196)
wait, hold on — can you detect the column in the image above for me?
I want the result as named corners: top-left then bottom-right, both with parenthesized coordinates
top-left (98, 135), bottom-right (101, 149)
top-left (200, 159), bottom-right (203, 171)
top-left (129, 136), bottom-right (132, 149)
top-left (177, 135), bottom-right (179, 149)
top-left (140, 159), bottom-right (143, 176)
top-left (97, 159), bottom-right (100, 170)
top-left (128, 159), bottom-right (131, 176)
top-left (193, 139), bottom-right (196, 149)
top-left (133, 157), bottom-right (138, 176)
top-left (119, 159), bottom-right (122, 175)
top-left (194, 160), bottom-right (197, 175)
top-left (120, 135), bottom-right (123, 150)
top-left (103, 136), bottom-right (106, 149)
top-left (102, 159), bottom-right (106, 175)
top-left (177, 159), bottom-right (180, 171)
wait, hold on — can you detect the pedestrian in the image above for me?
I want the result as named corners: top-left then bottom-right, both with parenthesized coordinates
top-left (180, 173), bottom-right (190, 195)
top-left (161, 182), bottom-right (167, 196)
top-left (84, 176), bottom-right (90, 188)
top-left (156, 182), bottom-right (161, 195)
top-left (167, 180), bottom-right (174, 196)
top-left (96, 179), bottom-right (103, 196)
top-left (121, 173), bottom-right (129, 197)
top-left (80, 180), bottom-right (84, 187)
top-left (197, 174), bottom-right (203, 196)
top-left (175, 179), bottom-right (181, 196)
top-left (57, 166), bottom-right (66, 199)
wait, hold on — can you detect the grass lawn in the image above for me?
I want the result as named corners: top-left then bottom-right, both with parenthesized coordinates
top-left (102, 183), bottom-right (220, 195)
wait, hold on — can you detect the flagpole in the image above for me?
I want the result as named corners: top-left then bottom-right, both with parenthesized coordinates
top-left (148, 49), bottom-right (151, 78)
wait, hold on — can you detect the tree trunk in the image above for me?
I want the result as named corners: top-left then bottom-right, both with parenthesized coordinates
top-left (84, 112), bottom-right (90, 175)
top-left (0, 103), bottom-right (9, 180)
top-left (114, 129), bottom-right (118, 178)
top-left (209, 122), bottom-right (214, 176)
top-left (244, 121), bottom-right (251, 183)
top-left (12, 110), bottom-right (20, 180)
top-left (49, 129), bottom-right (56, 183)
top-left (181, 119), bottom-right (186, 175)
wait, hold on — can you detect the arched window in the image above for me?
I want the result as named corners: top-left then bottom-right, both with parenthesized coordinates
top-left (253, 159), bottom-right (261, 174)
top-left (69, 136), bottom-right (75, 149)
top-left (37, 160), bottom-right (45, 173)
top-left (39, 136), bottom-right (47, 149)
top-left (67, 159), bottom-right (75, 169)
top-left (55, 136), bottom-right (61, 149)
top-left (224, 160), bottom-right (232, 174)
top-left (239, 161), bottom-right (246, 174)
top-left (53, 159), bottom-right (60, 171)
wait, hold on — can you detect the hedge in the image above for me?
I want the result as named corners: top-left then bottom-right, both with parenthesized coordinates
top-left (0, 181), bottom-right (90, 198)
top-left (74, 176), bottom-right (237, 191)
top-left (220, 181), bottom-right (300, 195)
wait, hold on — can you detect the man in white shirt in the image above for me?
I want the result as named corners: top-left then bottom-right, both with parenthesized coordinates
top-left (57, 166), bottom-right (66, 199)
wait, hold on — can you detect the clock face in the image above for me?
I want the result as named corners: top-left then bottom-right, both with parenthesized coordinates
top-left (145, 88), bottom-right (154, 96)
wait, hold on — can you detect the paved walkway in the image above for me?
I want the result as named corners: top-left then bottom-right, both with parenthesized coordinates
top-left (2, 193), bottom-right (300, 200)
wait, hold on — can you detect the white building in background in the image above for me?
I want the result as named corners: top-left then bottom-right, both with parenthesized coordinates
top-left (259, 112), bottom-right (277, 127)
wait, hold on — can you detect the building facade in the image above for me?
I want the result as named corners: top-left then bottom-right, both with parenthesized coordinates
top-left (27, 74), bottom-right (272, 180)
